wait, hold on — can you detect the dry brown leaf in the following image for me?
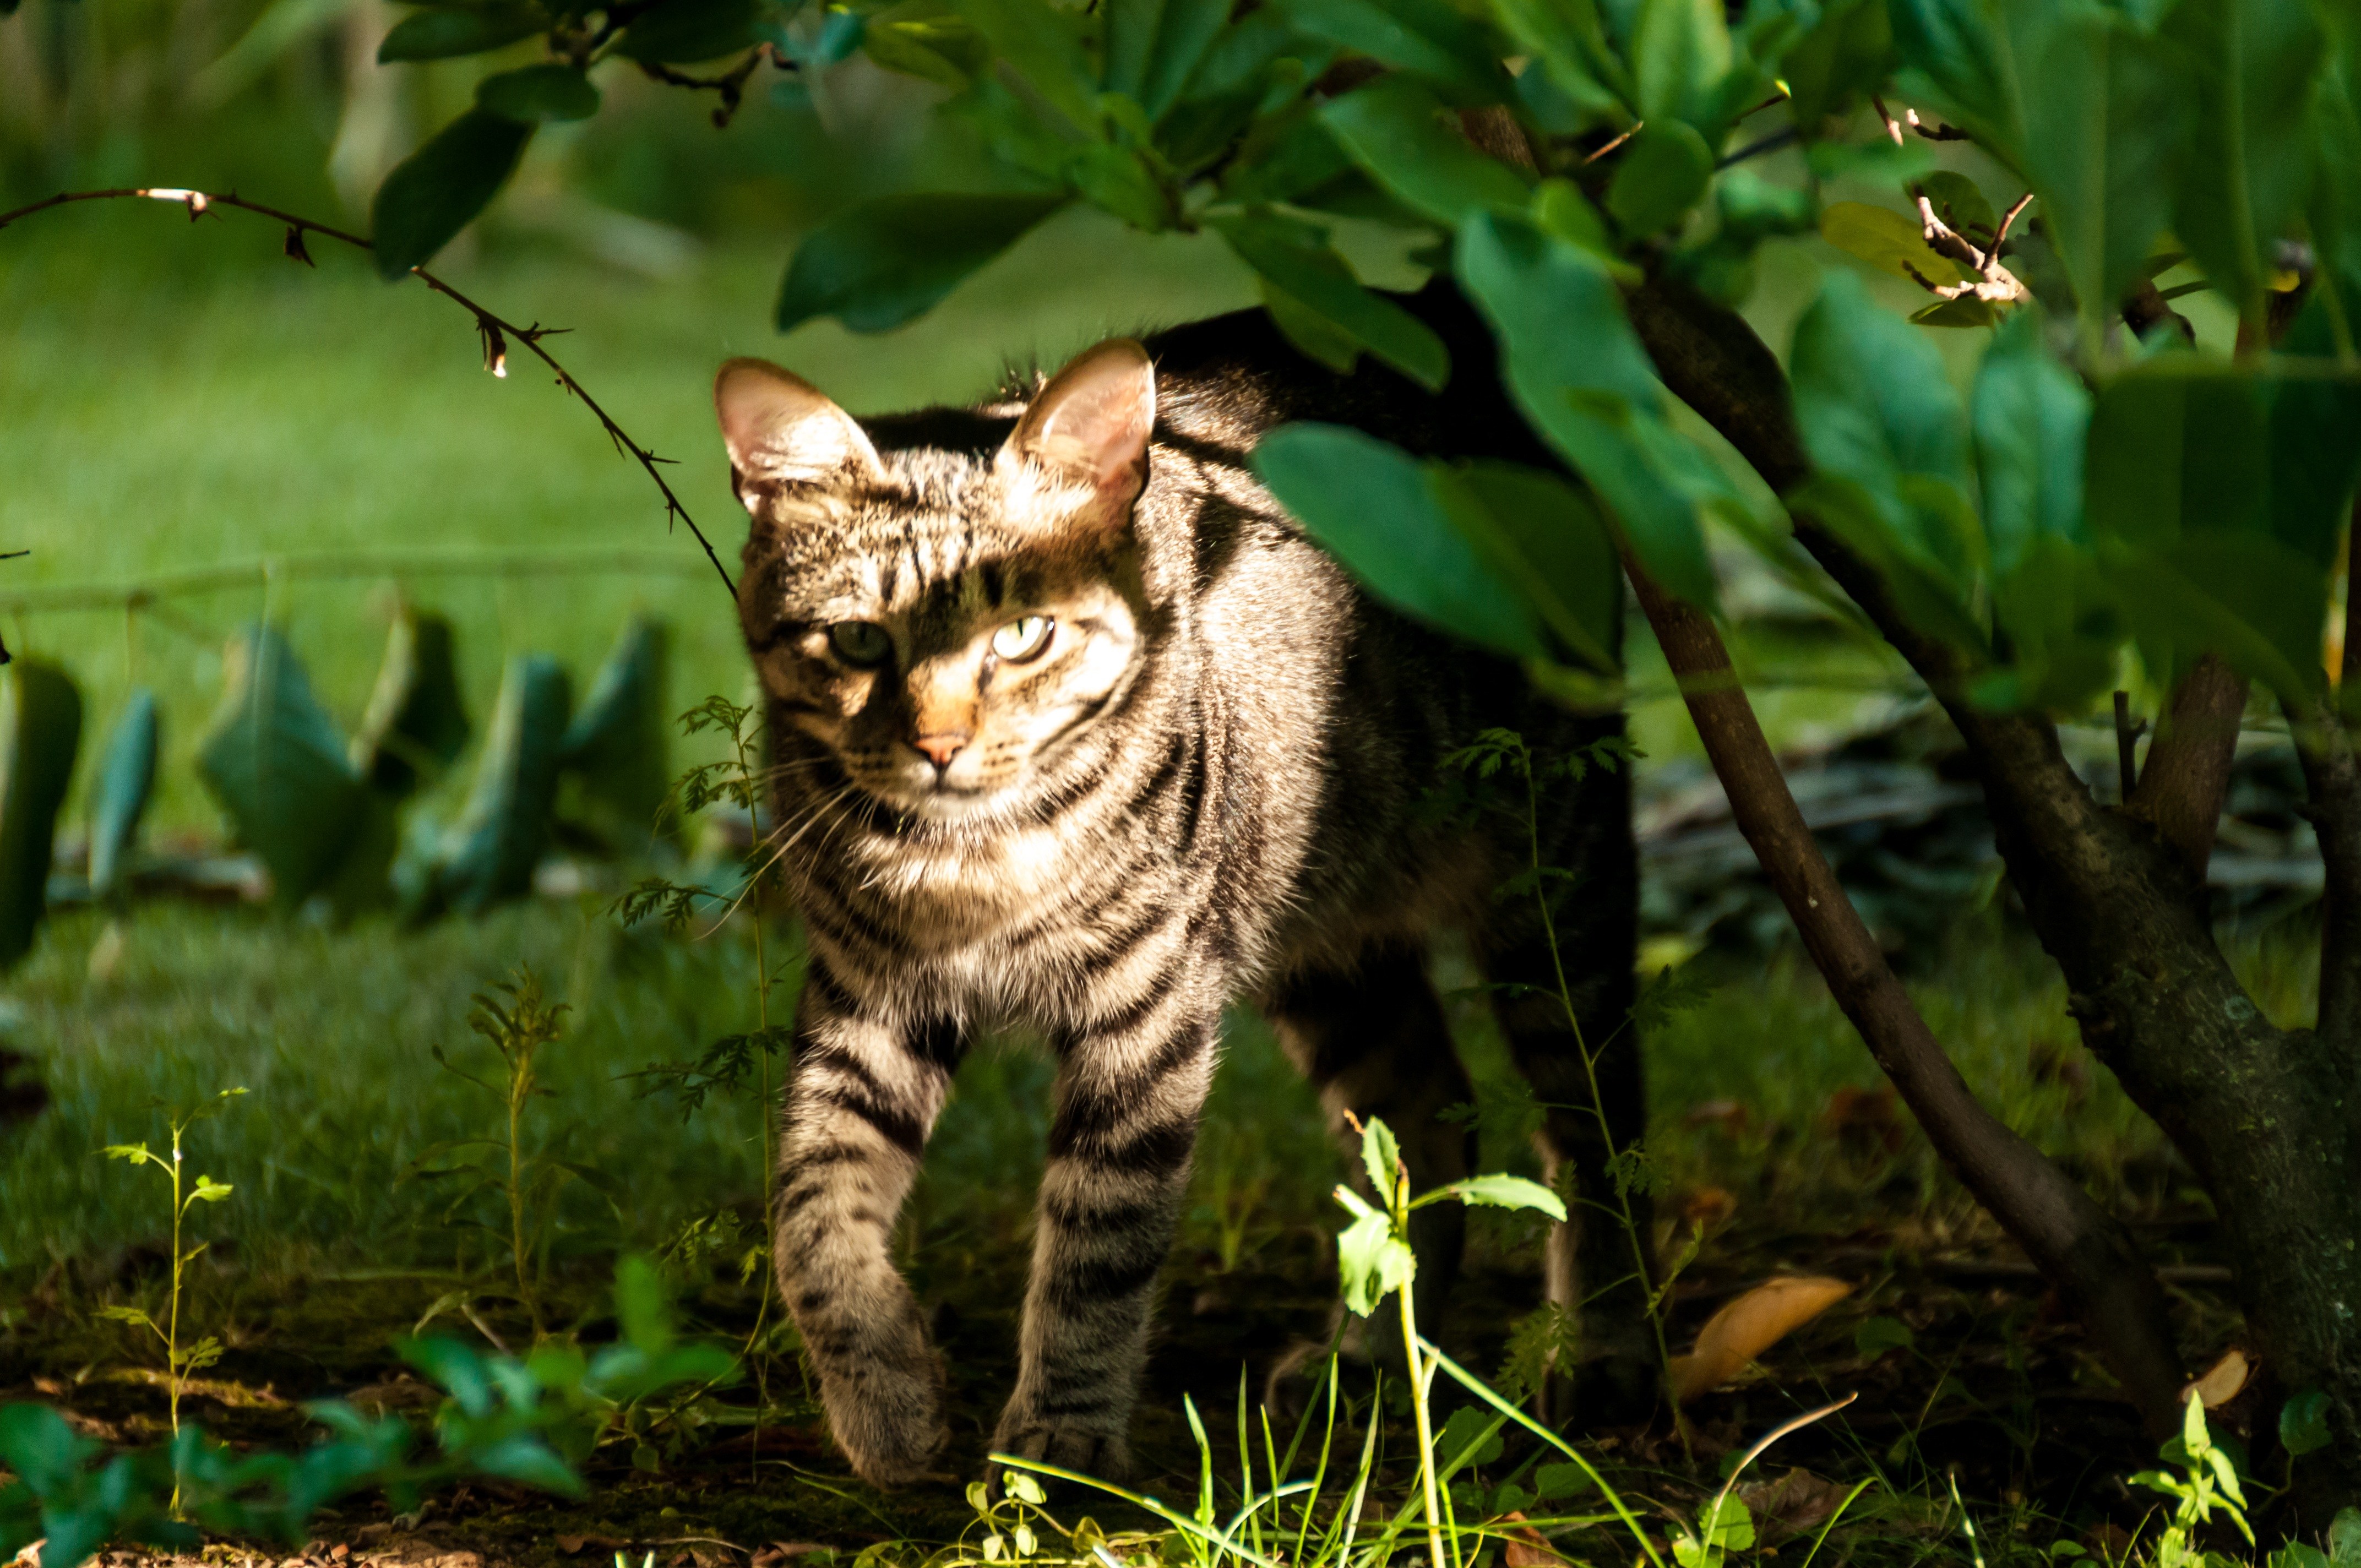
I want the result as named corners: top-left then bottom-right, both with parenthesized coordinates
top-left (1497, 1512), bottom-right (1571, 1568)
top-left (1671, 1275), bottom-right (1855, 1403)
top-left (554, 1539), bottom-right (627, 1558)
top-left (1737, 1468), bottom-right (1851, 1544)
top-left (1678, 1188), bottom-right (1739, 1228)
top-left (2186, 1347), bottom-right (2252, 1408)
top-left (1684, 1099), bottom-right (1749, 1134)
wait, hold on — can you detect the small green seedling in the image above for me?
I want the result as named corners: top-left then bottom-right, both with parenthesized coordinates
top-left (96, 1087), bottom-right (247, 1462)
top-left (2131, 1392), bottom-right (2253, 1568)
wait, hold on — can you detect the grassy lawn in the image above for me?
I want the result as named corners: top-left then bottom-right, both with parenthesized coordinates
top-left (0, 199), bottom-right (2255, 1562)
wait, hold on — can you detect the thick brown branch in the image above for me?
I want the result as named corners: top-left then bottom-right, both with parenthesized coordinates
top-left (0, 186), bottom-right (737, 599)
top-left (1625, 563), bottom-right (2186, 1439)
top-left (2126, 653), bottom-right (2248, 878)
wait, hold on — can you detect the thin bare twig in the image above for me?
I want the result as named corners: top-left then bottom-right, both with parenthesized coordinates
top-left (1908, 189), bottom-right (2032, 308)
top-left (0, 186), bottom-right (737, 598)
top-left (1870, 95), bottom-right (1907, 147)
top-left (1584, 122), bottom-right (1642, 165)
top-left (639, 43), bottom-right (789, 127)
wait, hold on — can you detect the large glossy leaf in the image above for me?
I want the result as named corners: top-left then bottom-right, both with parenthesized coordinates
top-left (615, 0), bottom-right (760, 62)
top-left (1892, 0), bottom-right (2184, 329)
top-left (2161, 0), bottom-right (2322, 322)
top-left (1319, 77), bottom-right (1531, 226)
top-left (1274, 0), bottom-right (1514, 104)
top-left (370, 109), bottom-right (534, 279)
top-left (1105, 0), bottom-right (1229, 120)
top-left (85, 689), bottom-right (157, 903)
top-left (1252, 423), bottom-right (1546, 658)
top-left (476, 63), bottom-right (601, 122)
top-left (1489, 0), bottom-right (1633, 122)
top-left (355, 608), bottom-right (470, 797)
top-left (1971, 311), bottom-right (2088, 579)
top-left (435, 654), bottom-right (573, 916)
top-left (1630, 0), bottom-right (1729, 129)
top-left (1791, 269), bottom-right (1972, 554)
top-left (197, 627), bottom-right (368, 911)
top-left (377, 3), bottom-right (545, 62)
top-left (560, 617), bottom-right (672, 847)
top-left (1819, 200), bottom-right (1970, 286)
top-left (0, 663), bottom-right (81, 971)
top-left (1443, 461), bottom-right (1623, 672)
top-left (2086, 359), bottom-right (2359, 700)
top-left (777, 193), bottom-right (1067, 333)
top-left (1779, 0), bottom-right (1893, 130)
top-left (948, 0), bottom-right (1099, 128)
top-left (2310, 53), bottom-right (2361, 317)
top-left (1213, 211), bottom-right (1450, 388)
top-left (1454, 211), bottom-right (1718, 607)
top-left (1603, 118), bottom-right (1712, 237)
top-left (863, 0), bottom-right (991, 86)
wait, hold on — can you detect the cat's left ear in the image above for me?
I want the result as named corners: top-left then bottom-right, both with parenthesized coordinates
top-left (997, 340), bottom-right (1155, 513)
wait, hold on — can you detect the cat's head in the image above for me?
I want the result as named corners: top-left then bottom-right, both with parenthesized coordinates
top-left (715, 339), bottom-right (1157, 824)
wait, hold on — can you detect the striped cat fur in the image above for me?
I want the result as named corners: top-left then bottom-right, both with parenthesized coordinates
top-left (712, 284), bottom-right (1642, 1489)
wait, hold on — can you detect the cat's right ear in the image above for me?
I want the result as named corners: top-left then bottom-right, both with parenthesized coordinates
top-left (714, 359), bottom-right (882, 504)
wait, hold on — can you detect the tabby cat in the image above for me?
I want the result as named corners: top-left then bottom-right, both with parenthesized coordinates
top-left (711, 283), bottom-right (1641, 1488)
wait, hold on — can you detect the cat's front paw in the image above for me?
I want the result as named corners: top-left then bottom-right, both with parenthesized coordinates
top-left (988, 1406), bottom-right (1131, 1487)
top-left (822, 1349), bottom-right (950, 1488)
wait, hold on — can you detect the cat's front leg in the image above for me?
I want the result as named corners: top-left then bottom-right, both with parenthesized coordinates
top-left (774, 967), bottom-right (963, 1486)
top-left (993, 983), bottom-right (1222, 1480)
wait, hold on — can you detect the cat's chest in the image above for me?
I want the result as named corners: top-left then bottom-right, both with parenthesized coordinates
top-left (837, 819), bottom-right (1119, 950)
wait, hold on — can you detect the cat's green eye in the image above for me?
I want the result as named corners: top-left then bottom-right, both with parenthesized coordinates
top-left (827, 620), bottom-right (892, 667)
top-left (992, 616), bottom-right (1054, 663)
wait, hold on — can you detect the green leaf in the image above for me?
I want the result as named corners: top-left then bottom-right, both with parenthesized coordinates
top-left (1213, 211), bottom-right (1450, 388)
top-left (616, 0), bottom-right (760, 62)
top-left (355, 608), bottom-right (470, 797)
top-left (1697, 1495), bottom-right (1754, 1553)
top-left (0, 661), bottom-right (80, 972)
top-left (1455, 211), bottom-right (1720, 607)
top-left (1789, 267), bottom-right (1974, 580)
top-left (198, 628), bottom-right (367, 912)
top-left (2161, 0), bottom-right (2322, 323)
top-left (1435, 1404), bottom-right (1505, 1469)
top-left (1360, 1115), bottom-right (1403, 1199)
top-left (1533, 1460), bottom-right (1593, 1499)
top-left (616, 1253), bottom-right (674, 1353)
top-left (369, 108), bottom-right (534, 278)
top-left (559, 617), bottom-right (672, 848)
top-left (2330, 1506), bottom-right (2361, 1564)
top-left (189, 1177), bottom-right (234, 1202)
top-left (476, 63), bottom-right (601, 122)
top-left (1251, 424), bottom-right (1542, 655)
top-left (1320, 77), bottom-right (1531, 226)
top-left (85, 688), bottom-right (157, 903)
top-left (1779, 0), bottom-right (1892, 130)
top-left (432, 653), bottom-right (573, 916)
top-left (1439, 1172), bottom-right (1569, 1219)
top-left (1604, 118), bottom-right (1712, 237)
top-left (1631, 0), bottom-right (1729, 129)
top-left (0, 1403), bottom-right (96, 1496)
top-left (1444, 461), bottom-right (1623, 671)
top-left (1892, 0), bottom-right (2183, 329)
top-left (1819, 200), bottom-right (1968, 286)
top-left (1972, 308), bottom-right (2088, 578)
top-left (377, 3), bottom-right (545, 62)
top-left (399, 1336), bottom-right (494, 1417)
top-left (863, 1), bottom-right (991, 86)
top-left (2280, 1389), bottom-right (2332, 1457)
top-left (948, 0), bottom-right (1099, 127)
top-left (776, 192), bottom-right (1067, 333)
top-left (463, 1434), bottom-right (586, 1497)
top-left (1105, 0), bottom-right (1229, 120)
top-left (1918, 170), bottom-right (1995, 241)
top-left (1335, 1207), bottom-right (1415, 1314)
top-left (1493, 0), bottom-right (1630, 121)
top-left (1273, 0), bottom-right (1513, 104)
top-left (1853, 1315), bottom-right (1916, 1357)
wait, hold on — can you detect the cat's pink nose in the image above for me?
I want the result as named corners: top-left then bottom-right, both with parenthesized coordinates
top-left (914, 733), bottom-right (969, 769)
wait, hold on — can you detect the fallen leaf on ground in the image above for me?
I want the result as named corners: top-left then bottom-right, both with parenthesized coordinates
top-left (1670, 1275), bottom-right (1854, 1403)
top-left (1819, 1085), bottom-right (1902, 1153)
top-left (2185, 1347), bottom-right (2252, 1408)
top-left (554, 1538), bottom-right (627, 1556)
top-left (1497, 1512), bottom-right (1571, 1568)
top-left (1737, 1468), bottom-right (1853, 1543)
top-left (1684, 1099), bottom-right (1749, 1134)
top-left (1678, 1187), bottom-right (1738, 1228)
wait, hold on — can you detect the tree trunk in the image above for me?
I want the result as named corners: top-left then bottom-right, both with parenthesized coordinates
top-left (1624, 272), bottom-right (2361, 1522)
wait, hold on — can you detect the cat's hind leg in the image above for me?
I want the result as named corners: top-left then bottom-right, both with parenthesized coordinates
top-left (1265, 939), bottom-right (1477, 1327)
top-left (774, 963), bottom-right (965, 1487)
